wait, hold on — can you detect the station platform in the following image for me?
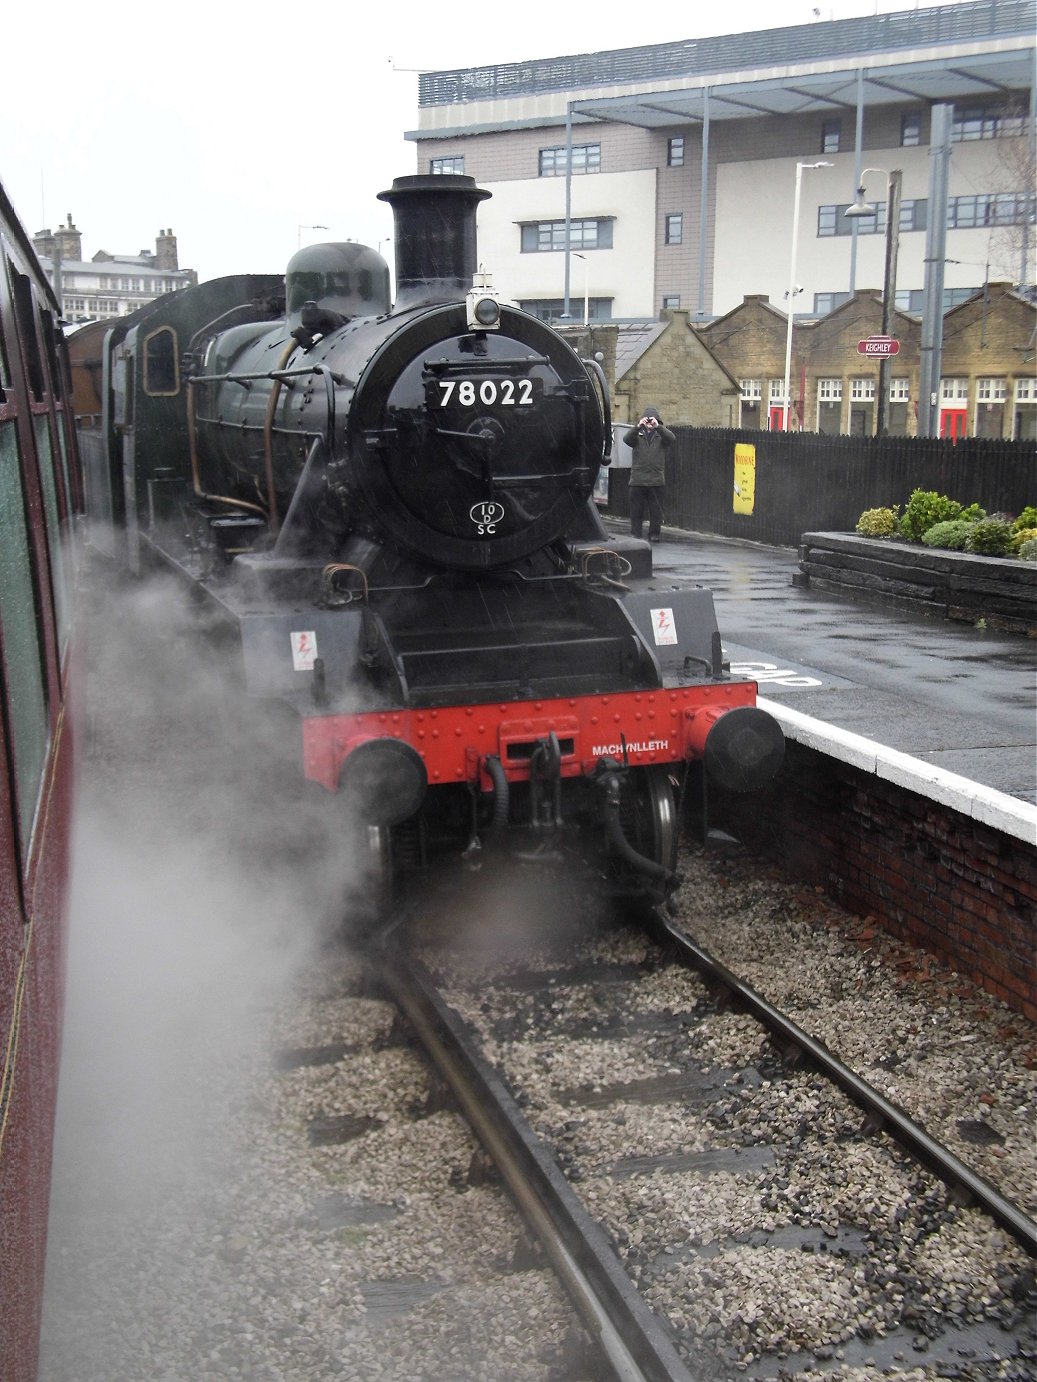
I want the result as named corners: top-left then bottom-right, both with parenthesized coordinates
top-left (607, 521), bottom-right (1037, 843)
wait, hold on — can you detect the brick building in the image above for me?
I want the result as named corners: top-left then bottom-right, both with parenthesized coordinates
top-left (32, 215), bottom-right (196, 322)
top-left (410, 0), bottom-right (1035, 436)
top-left (698, 283), bottom-right (1035, 438)
top-left (558, 310), bottom-right (741, 426)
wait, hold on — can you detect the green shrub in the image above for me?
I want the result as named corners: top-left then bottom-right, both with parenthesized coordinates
top-left (1011, 526), bottom-right (1037, 551)
top-left (1018, 538), bottom-right (1037, 562)
top-left (897, 489), bottom-right (964, 542)
top-left (921, 519), bottom-right (975, 550)
top-left (1012, 506), bottom-right (1037, 532)
top-left (855, 506), bottom-right (899, 537)
top-left (964, 517), bottom-right (1014, 557)
top-left (960, 503), bottom-right (987, 523)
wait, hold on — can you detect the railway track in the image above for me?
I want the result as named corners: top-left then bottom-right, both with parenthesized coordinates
top-left (44, 570), bottom-right (1035, 1381)
top-left (376, 867), bottom-right (1037, 1381)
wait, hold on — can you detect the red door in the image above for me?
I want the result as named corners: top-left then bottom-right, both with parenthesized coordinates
top-left (941, 408), bottom-right (967, 440)
top-left (768, 405), bottom-right (787, 431)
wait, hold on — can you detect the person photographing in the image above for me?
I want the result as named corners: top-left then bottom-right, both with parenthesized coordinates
top-left (622, 407), bottom-right (675, 543)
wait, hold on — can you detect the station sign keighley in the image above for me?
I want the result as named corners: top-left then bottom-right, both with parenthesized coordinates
top-left (857, 335), bottom-right (900, 357)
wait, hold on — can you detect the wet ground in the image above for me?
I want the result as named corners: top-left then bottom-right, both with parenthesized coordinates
top-left (635, 526), bottom-right (1036, 804)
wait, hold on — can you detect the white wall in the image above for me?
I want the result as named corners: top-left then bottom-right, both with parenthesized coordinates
top-left (475, 170), bottom-right (657, 317)
top-left (712, 141), bottom-right (1027, 317)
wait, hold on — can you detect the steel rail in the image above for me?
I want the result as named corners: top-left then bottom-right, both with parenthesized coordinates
top-left (378, 939), bottom-right (703, 1382)
top-left (647, 910), bottom-right (1037, 1259)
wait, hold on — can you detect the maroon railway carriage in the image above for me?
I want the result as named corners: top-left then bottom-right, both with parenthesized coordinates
top-left (0, 181), bottom-right (82, 1382)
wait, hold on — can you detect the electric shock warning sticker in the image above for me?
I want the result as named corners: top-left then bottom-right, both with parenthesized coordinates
top-left (650, 608), bottom-right (678, 646)
top-left (291, 631), bottom-right (318, 670)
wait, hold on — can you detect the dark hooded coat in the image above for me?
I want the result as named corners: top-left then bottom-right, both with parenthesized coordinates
top-left (622, 407), bottom-right (676, 488)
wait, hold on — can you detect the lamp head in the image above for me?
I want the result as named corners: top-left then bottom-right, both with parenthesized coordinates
top-left (844, 188), bottom-right (876, 218)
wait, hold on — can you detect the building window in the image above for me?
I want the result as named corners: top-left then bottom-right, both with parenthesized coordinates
top-left (976, 377), bottom-right (1007, 402)
top-left (821, 119), bottom-right (841, 153)
top-left (664, 213), bottom-right (683, 245)
top-left (667, 136), bottom-right (685, 167)
top-left (768, 379), bottom-right (788, 404)
top-left (519, 219), bottom-right (613, 252)
top-left (517, 298), bottom-right (612, 322)
top-left (941, 377), bottom-right (969, 402)
top-left (1015, 377), bottom-right (1037, 403)
top-left (889, 377), bottom-right (910, 402)
top-left (818, 199), bottom-right (927, 237)
top-left (739, 379), bottom-right (762, 400)
top-left (951, 106), bottom-right (1026, 142)
top-left (430, 156), bottom-right (464, 175)
top-left (662, 295), bottom-right (681, 310)
top-left (814, 291), bottom-right (851, 314)
top-left (850, 378), bottom-right (875, 401)
top-left (538, 144), bottom-right (601, 177)
top-left (901, 112), bottom-right (922, 146)
top-left (817, 378), bottom-right (842, 402)
top-left (895, 286), bottom-right (980, 312)
top-left (947, 192), bottom-right (1035, 228)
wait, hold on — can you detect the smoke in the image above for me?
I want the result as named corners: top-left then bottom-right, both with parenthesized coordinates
top-left (39, 568), bottom-right (362, 1378)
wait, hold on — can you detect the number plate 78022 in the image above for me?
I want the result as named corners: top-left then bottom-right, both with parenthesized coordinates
top-left (425, 377), bottom-right (541, 408)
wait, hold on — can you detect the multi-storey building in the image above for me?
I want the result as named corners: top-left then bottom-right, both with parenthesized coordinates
top-left (32, 215), bottom-right (196, 322)
top-left (409, 0), bottom-right (1035, 436)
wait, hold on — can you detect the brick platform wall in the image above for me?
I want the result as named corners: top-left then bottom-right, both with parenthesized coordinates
top-left (712, 742), bottom-right (1037, 1022)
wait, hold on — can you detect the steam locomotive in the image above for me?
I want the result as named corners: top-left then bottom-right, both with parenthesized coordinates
top-left (78, 175), bottom-right (782, 914)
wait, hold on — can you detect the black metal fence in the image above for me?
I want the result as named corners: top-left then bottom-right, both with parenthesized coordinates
top-left (607, 429), bottom-right (1036, 549)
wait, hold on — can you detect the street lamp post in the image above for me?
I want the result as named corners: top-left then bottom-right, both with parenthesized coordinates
top-left (573, 251), bottom-right (589, 325)
top-left (297, 224), bottom-right (328, 249)
top-left (844, 168), bottom-right (902, 436)
top-left (782, 160), bottom-right (832, 431)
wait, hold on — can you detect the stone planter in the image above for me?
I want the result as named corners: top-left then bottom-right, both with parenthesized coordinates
top-left (795, 531), bottom-right (1036, 636)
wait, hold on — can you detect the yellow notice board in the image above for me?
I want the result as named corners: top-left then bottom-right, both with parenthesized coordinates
top-left (733, 443), bottom-right (756, 515)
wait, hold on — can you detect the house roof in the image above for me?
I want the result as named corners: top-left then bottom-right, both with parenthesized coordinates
top-left (612, 320), bottom-right (669, 381)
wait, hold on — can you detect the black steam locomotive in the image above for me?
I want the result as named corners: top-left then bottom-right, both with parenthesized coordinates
top-left (78, 175), bottom-right (782, 913)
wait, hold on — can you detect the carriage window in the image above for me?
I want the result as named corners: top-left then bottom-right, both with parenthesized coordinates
top-left (40, 309), bottom-right (63, 401)
top-left (12, 270), bottom-right (45, 402)
top-left (144, 326), bottom-right (179, 395)
top-left (33, 415), bottom-right (70, 650)
top-left (0, 423), bottom-right (49, 848)
top-left (0, 312), bottom-right (9, 402)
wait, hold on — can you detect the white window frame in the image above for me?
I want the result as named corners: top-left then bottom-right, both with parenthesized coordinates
top-left (768, 379), bottom-right (788, 405)
top-left (850, 378), bottom-right (875, 402)
top-left (817, 378), bottom-right (842, 402)
top-left (977, 377), bottom-right (1007, 402)
top-left (739, 379), bottom-right (762, 401)
top-left (1014, 377), bottom-right (1037, 403)
top-left (941, 377), bottom-right (969, 403)
top-left (888, 377), bottom-right (910, 402)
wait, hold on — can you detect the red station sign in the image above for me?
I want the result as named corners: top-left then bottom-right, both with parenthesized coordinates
top-left (857, 335), bottom-right (901, 357)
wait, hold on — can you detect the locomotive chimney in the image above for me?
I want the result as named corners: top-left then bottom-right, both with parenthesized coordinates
top-left (378, 174), bottom-right (490, 311)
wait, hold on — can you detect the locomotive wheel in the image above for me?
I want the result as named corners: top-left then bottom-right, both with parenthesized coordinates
top-left (346, 823), bottom-right (394, 933)
top-left (614, 766), bottom-right (679, 907)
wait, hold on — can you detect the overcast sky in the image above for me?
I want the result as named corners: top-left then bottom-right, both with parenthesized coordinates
top-left (4, 0), bottom-right (968, 283)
